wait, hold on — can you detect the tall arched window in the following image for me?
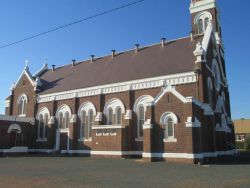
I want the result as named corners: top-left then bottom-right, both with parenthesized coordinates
top-left (36, 107), bottom-right (50, 141)
top-left (133, 95), bottom-right (154, 140)
top-left (107, 108), bottom-right (113, 125)
top-left (165, 118), bottom-right (174, 139)
top-left (104, 98), bottom-right (125, 126)
top-left (64, 112), bottom-right (70, 129)
top-left (160, 112), bottom-right (178, 142)
top-left (80, 110), bottom-right (86, 140)
top-left (138, 105), bottom-right (145, 138)
top-left (115, 107), bottom-right (122, 125)
top-left (88, 109), bottom-right (94, 139)
top-left (56, 105), bottom-right (72, 130)
top-left (17, 94), bottom-right (28, 116)
top-left (212, 59), bottom-right (221, 91)
top-left (198, 19), bottom-right (204, 34)
top-left (78, 102), bottom-right (96, 141)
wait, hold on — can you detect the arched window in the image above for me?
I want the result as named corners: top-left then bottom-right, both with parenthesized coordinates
top-left (56, 105), bottom-right (72, 130)
top-left (78, 102), bottom-right (96, 140)
top-left (17, 94), bottom-right (28, 116)
top-left (64, 112), bottom-right (70, 129)
top-left (133, 95), bottom-right (154, 140)
top-left (88, 109), bottom-right (94, 139)
top-left (36, 107), bottom-right (50, 141)
top-left (115, 107), bottom-right (122, 125)
top-left (80, 110), bottom-right (86, 140)
top-left (38, 114), bottom-right (44, 139)
top-left (160, 112), bottom-right (178, 142)
top-left (104, 98), bottom-right (125, 126)
top-left (198, 19), bottom-right (204, 34)
top-left (107, 108), bottom-right (113, 125)
top-left (59, 112), bottom-right (63, 129)
top-left (165, 118), bottom-right (174, 139)
top-left (194, 11), bottom-right (212, 34)
top-left (138, 105), bottom-right (145, 138)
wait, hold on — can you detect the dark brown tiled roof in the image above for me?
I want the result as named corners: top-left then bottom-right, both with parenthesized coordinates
top-left (39, 36), bottom-right (203, 95)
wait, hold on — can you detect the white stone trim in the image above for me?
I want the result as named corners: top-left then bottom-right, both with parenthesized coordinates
top-left (95, 112), bottom-right (102, 122)
top-left (61, 150), bottom-right (143, 156)
top-left (4, 100), bottom-right (10, 108)
top-left (13, 69), bottom-right (35, 89)
top-left (190, 0), bottom-right (216, 14)
top-left (143, 119), bottom-right (153, 129)
top-left (104, 98), bottom-right (126, 115)
top-left (202, 21), bottom-right (213, 52)
top-left (142, 150), bottom-right (236, 159)
top-left (36, 138), bottom-right (48, 142)
top-left (163, 138), bottom-right (177, 143)
top-left (7, 124), bottom-right (22, 133)
top-left (124, 110), bottom-right (132, 120)
top-left (0, 147), bottom-right (28, 153)
top-left (28, 149), bottom-right (55, 153)
top-left (0, 115), bottom-right (35, 125)
top-left (37, 72), bottom-right (197, 103)
top-left (185, 117), bottom-right (201, 128)
top-left (36, 107), bottom-right (50, 120)
top-left (78, 101), bottom-right (97, 117)
top-left (70, 114), bottom-right (77, 123)
top-left (92, 125), bottom-right (124, 130)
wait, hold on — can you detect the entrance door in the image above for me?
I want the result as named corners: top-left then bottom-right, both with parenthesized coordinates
top-left (9, 132), bottom-right (18, 148)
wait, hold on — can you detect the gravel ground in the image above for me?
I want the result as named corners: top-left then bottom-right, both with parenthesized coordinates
top-left (0, 156), bottom-right (250, 188)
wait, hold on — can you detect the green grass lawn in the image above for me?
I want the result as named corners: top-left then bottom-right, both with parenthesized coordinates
top-left (0, 156), bottom-right (250, 188)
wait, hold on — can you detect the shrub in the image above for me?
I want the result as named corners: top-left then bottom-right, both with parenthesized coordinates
top-left (244, 134), bottom-right (250, 151)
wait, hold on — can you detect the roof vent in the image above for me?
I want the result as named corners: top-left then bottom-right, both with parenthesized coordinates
top-left (72, 59), bottom-right (76, 67)
top-left (52, 65), bottom-right (55, 72)
top-left (90, 55), bottom-right (95, 63)
top-left (161, 38), bottom-right (166, 47)
top-left (111, 50), bottom-right (116, 58)
top-left (135, 44), bottom-right (140, 53)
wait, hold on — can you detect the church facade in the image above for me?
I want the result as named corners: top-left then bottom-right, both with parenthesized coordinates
top-left (0, 0), bottom-right (236, 163)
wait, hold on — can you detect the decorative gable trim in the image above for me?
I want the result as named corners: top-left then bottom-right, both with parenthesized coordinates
top-left (13, 68), bottom-right (35, 89)
top-left (190, 0), bottom-right (216, 14)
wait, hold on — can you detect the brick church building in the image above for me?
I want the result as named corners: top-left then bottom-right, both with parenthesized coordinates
top-left (0, 0), bottom-right (236, 163)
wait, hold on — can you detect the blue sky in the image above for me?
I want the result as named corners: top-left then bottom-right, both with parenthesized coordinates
top-left (0, 0), bottom-right (249, 119)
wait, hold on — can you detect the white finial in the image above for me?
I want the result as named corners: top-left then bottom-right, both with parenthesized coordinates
top-left (25, 60), bottom-right (29, 70)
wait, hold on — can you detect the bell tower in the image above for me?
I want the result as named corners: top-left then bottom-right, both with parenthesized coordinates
top-left (190, 0), bottom-right (222, 37)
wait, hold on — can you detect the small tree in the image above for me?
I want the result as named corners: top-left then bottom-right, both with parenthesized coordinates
top-left (244, 134), bottom-right (250, 151)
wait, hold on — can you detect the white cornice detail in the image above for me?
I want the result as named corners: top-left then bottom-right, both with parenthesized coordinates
top-left (37, 72), bottom-right (197, 103)
top-left (190, 0), bottom-right (216, 14)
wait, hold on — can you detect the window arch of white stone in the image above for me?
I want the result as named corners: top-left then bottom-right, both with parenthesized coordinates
top-left (17, 93), bottom-right (28, 116)
top-left (56, 104), bottom-right (72, 118)
top-left (56, 104), bottom-right (72, 129)
top-left (8, 123), bottom-right (21, 134)
top-left (133, 95), bottom-right (154, 113)
top-left (212, 59), bottom-right (221, 91)
top-left (194, 11), bottom-right (212, 34)
top-left (36, 107), bottom-right (51, 120)
top-left (104, 98), bottom-right (125, 115)
top-left (78, 102), bottom-right (97, 117)
top-left (160, 112), bottom-right (178, 142)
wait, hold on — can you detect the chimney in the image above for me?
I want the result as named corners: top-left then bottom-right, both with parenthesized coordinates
top-left (135, 44), bottom-right (140, 53)
top-left (161, 38), bottom-right (166, 47)
top-left (72, 59), bottom-right (76, 67)
top-left (52, 65), bottom-right (55, 72)
top-left (111, 50), bottom-right (116, 58)
top-left (190, 31), bottom-right (194, 41)
top-left (90, 55), bottom-right (95, 63)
